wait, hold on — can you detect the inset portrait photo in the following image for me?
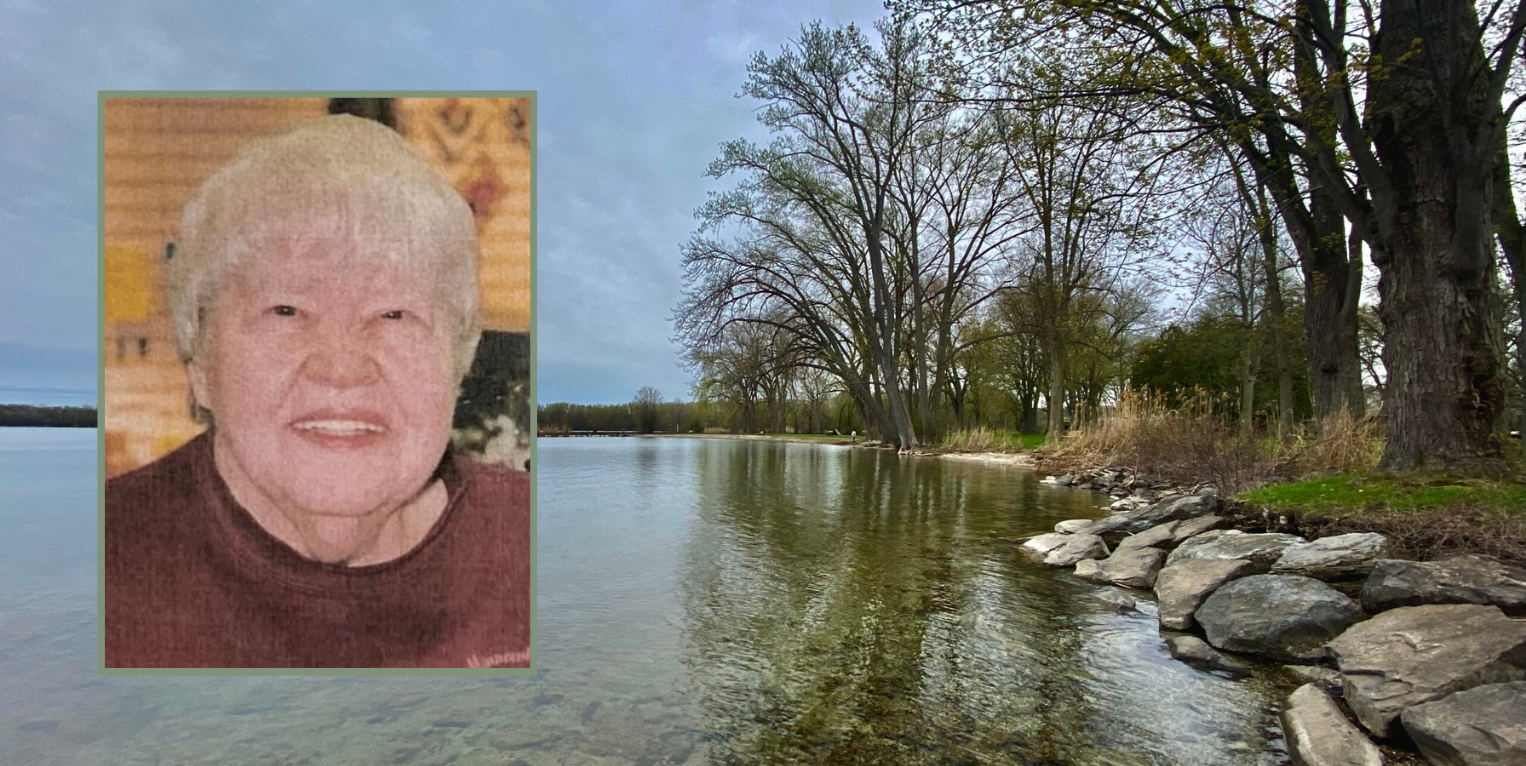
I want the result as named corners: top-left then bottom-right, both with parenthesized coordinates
top-left (100, 93), bottom-right (533, 672)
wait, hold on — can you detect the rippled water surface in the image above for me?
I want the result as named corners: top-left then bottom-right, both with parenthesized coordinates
top-left (2, 433), bottom-right (1300, 764)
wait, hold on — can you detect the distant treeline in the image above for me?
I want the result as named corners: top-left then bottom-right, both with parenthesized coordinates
top-left (0, 404), bottom-right (98, 427)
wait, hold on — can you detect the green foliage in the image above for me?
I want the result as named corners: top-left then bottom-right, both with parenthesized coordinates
top-left (1130, 313), bottom-right (1313, 421)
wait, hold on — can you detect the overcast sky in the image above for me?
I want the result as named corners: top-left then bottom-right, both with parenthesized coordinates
top-left (1, 0), bottom-right (888, 403)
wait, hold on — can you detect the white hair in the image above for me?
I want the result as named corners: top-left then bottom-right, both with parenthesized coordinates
top-left (171, 114), bottom-right (482, 386)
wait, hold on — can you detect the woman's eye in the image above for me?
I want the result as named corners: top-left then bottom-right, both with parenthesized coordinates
top-left (381, 309), bottom-right (406, 321)
top-left (270, 305), bottom-right (298, 317)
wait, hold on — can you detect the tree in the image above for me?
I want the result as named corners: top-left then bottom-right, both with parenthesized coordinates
top-left (633, 387), bottom-right (663, 434)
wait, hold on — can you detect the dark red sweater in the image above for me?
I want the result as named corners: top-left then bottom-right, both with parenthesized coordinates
top-left (105, 432), bottom-right (530, 669)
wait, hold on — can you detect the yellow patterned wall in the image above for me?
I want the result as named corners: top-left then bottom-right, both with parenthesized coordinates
top-left (103, 97), bottom-right (532, 477)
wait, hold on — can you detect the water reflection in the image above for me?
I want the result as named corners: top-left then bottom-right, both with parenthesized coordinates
top-left (1, 435), bottom-right (1299, 765)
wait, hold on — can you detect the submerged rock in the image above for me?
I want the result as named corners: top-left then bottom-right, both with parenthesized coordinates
top-left (1074, 547), bottom-right (1167, 589)
top-left (1361, 555), bottom-right (1526, 616)
top-left (1155, 558), bottom-right (1257, 631)
top-left (1272, 533), bottom-right (1390, 581)
top-left (1165, 529), bottom-right (1307, 573)
top-left (1165, 634), bottom-right (1251, 675)
top-left (1196, 575), bottom-right (1362, 662)
top-left (1400, 681), bottom-right (1526, 766)
top-left (1093, 589), bottom-right (1138, 612)
top-left (1326, 604), bottom-right (1526, 737)
top-left (1283, 665), bottom-right (1345, 694)
top-left (1043, 534), bottom-right (1110, 568)
top-left (1280, 684), bottom-right (1383, 766)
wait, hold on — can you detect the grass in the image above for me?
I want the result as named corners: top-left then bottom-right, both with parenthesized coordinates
top-left (1239, 473), bottom-right (1526, 513)
top-left (1235, 473), bottom-right (1526, 565)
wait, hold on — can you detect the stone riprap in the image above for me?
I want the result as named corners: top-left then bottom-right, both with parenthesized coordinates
top-left (1080, 494), bottom-right (1221, 545)
top-left (1271, 533), bottom-right (1390, 581)
top-left (1093, 589), bottom-right (1138, 613)
top-left (1074, 547), bottom-right (1167, 589)
top-left (1114, 516), bottom-right (1226, 556)
top-left (1195, 575), bottom-right (1362, 662)
top-left (1280, 684), bottom-right (1384, 766)
top-left (1361, 555), bottom-right (1526, 617)
top-left (1154, 558), bottom-right (1257, 631)
top-left (1164, 530), bottom-right (1307, 573)
top-left (1043, 534), bottom-right (1110, 568)
top-left (1399, 681), bottom-right (1526, 766)
top-left (1326, 604), bottom-right (1526, 737)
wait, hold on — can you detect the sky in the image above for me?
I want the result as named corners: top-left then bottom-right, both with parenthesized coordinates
top-left (0, 0), bottom-right (890, 404)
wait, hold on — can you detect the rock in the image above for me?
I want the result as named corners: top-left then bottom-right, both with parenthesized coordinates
top-left (1400, 682), bottom-right (1526, 766)
top-left (1166, 634), bottom-right (1251, 675)
top-left (1284, 665), bottom-right (1345, 694)
top-left (1075, 547), bottom-right (1167, 589)
top-left (1054, 519), bottom-right (1093, 534)
top-left (1280, 684), bottom-right (1384, 766)
top-left (1361, 555), bottom-right (1526, 616)
top-left (1081, 494), bottom-right (1222, 544)
top-left (1093, 589), bottom-right (1138, 612)
top-left (1057, 473), bottom-right (1078, 485)
top-left (1115, 516), bottom-right (1228, 555)
top-left (1021, 533), bottom-right (1072, 558)
top-left (1165, 529), bottom-right (1308, 573)
top-left (1272, 533), bottom-right (1391, 581)
top-left (1113, 521), bottom-right (1182, 554)
top-left (1109, 497), bottom-right (1143, 512)
top-left (1043, 534), bottom-right (1110, 568)
top-left (1155, 558), bottom-right (1258, 631)
top-left (1196, 575), bottom-right (1362, 662)
top-left (1326, 604), bottom-right (1526, 737)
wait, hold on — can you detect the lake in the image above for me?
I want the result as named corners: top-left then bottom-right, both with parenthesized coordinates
top-left (0, 433), bottom-right (1296, 764)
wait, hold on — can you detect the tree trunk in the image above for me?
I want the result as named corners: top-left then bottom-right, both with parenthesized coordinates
top-left (1370, 0), bottom-right (1507, 473)
top-left (1046, 346), bottom-right (1066, 439)
top-left (1491, 145), bottom-right (1526, 477)
top-left (1256, 195), bottom-right (1295, 437)
top-left (1300, 182), bottom-right (1365, 422)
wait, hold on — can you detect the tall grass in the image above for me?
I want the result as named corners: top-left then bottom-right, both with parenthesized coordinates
top-left (1050, 389), bottom-right (1383, 493)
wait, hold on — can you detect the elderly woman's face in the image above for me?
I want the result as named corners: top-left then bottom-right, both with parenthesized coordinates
top-left (189, 234), bottom-right (458, 532)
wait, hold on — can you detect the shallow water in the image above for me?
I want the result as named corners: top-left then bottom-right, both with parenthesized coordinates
top-left (1, 433), bottom-right (1298, 765)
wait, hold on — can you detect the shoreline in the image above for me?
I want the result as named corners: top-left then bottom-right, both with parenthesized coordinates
top-left (649, 433), bottom-right (1040, 467)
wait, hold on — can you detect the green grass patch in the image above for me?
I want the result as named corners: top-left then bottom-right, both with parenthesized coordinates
top-left (1238, 473), bottom-right (1526, 516)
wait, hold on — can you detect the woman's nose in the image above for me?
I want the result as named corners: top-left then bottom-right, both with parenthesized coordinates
top-left (301, 323), bottom-right (381, 388)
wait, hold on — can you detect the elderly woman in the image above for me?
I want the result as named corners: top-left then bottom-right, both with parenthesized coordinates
top-left (105, 116), bottom-right (530, 669)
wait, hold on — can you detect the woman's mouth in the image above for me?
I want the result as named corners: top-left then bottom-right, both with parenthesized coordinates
top-left (289, 412), bottom-right (390, 449)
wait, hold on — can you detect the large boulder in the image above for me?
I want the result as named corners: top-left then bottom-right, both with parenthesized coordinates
top-left (1165, 634), bottom-right (1250, 675)
top-left (1326, 604), bottom-right (1526, 738)
top-left (1272, 533), bottom-right (1390, 581)
top-left (1165, 529), bottom-right (1307, 573)
top-left (1280, 684), bottom-right (1384, 766)
top-left (1284, 665), bottom-right (1345, 695)
top-left (1080, 494), bottom-right (1221, 545)
top-left (1021, 533), bottom-right (1072, 558)
top-left (1361, 555), bottom-right (1526, 616)
top-left (1043, 534), bottom-right (1110, 568)
top-left (1196, 575), bottom-right (1362, 662)
top-left (1054, 519), bottom-right (1094, 534)
top-left (1154, 558), bottom-right (1257, 631)
top-left (1074, 547), bottom-right (1167, 589)
top-left (1399, 682), bottom-right (1526, 766)
top-left (1114, 515), bottom-right (1228, 556)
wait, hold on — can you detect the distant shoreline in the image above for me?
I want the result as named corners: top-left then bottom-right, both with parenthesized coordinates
top-left (0, 404), bottom-right (98, 428)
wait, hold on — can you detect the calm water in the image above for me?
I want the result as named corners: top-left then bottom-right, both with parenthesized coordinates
top-left (0, 433), bottom-right (1297, 765)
